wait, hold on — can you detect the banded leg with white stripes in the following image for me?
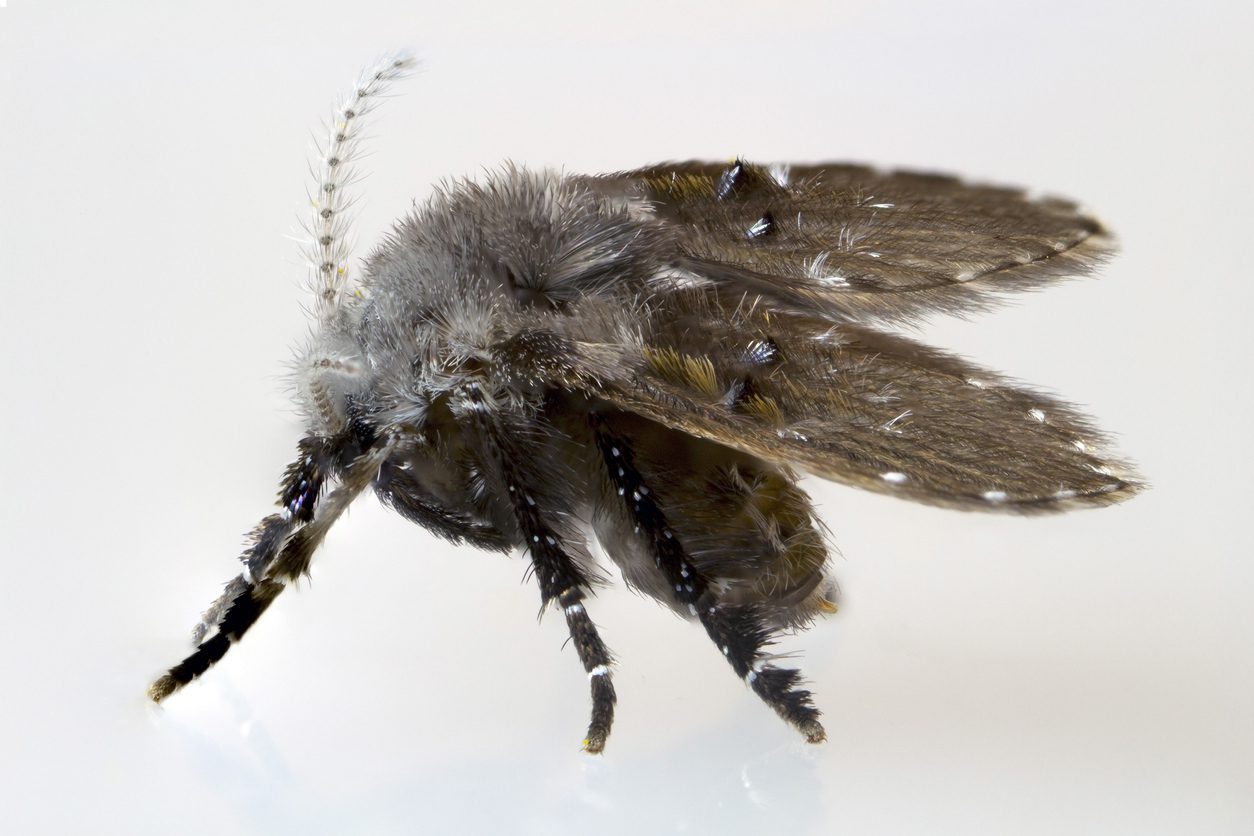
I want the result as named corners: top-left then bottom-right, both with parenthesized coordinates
top-left (590, 413), bottom-right (826, 743)
top-left (462, 389), bottom-right (617, 752)
top-left (149, 433), bottom-right (392, 702)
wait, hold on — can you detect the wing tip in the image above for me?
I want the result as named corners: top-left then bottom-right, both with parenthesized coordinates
top-left (961, 458), bottom-right (1147, 515)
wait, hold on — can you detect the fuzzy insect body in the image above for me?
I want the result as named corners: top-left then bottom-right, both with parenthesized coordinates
top-left (150, 56), bottom-right (1140, 753)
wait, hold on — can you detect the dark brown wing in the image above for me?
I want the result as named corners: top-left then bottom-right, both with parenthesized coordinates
top-left (581, 160), bottom-right (1114, 325)
top-left (560, 291), bottom-right (1139, 513)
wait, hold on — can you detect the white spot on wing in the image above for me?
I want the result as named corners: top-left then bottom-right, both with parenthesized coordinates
top-left (982, 490), bottom-right (1008, 503)
top-left (882, 471), bottom-right (908, 484)
top-left (746, 215), bottom-right (772, 238)
top-left (805, 252), bottom-right (850, 287)
top-left (1029, 408), bottom-right (1046, 423)
top-left (881, 410), bottom-right (912, 432)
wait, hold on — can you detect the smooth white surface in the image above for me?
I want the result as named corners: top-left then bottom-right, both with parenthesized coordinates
top-left (2, 2), bottom-right (1251, 834)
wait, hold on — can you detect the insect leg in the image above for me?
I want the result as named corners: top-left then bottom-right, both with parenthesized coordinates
top-left (149, 434), bottom-right (393, 702)
top-left (590, 414), bottom-right (825, 743)
top-left (375, 460), bottom-right (512, 552)
top-left (461, 389), bottom-right (617, 753)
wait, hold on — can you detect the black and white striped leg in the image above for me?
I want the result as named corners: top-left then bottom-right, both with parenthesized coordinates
top-left (148, 521), bottom-right (290, 702)
top-left (149, 434), bottom-right (390, 703)
top-left (557, 583), bottom-right (616, 753)
top-left (464, 390), bottom-right (617, 752)
top-left (591, 414), bottom-right (826, 743)
top-left (507, 480), bottom-right (616, 751)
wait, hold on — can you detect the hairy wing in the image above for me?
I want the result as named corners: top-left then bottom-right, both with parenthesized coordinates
top-left (555, 292), bottom-right (1139, 512)
top-left (581, 160), bottom-right (1113, 324)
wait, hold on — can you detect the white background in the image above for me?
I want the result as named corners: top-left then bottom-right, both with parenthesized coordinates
top-left (2, 2), bottom-right (1251, 834)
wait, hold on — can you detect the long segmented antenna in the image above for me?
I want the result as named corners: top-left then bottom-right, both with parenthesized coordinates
top-left (305, 53), bottom-right (416, 323)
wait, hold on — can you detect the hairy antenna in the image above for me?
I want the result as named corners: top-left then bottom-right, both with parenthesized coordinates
top-left (305, 53), bottom-right (416, 323)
